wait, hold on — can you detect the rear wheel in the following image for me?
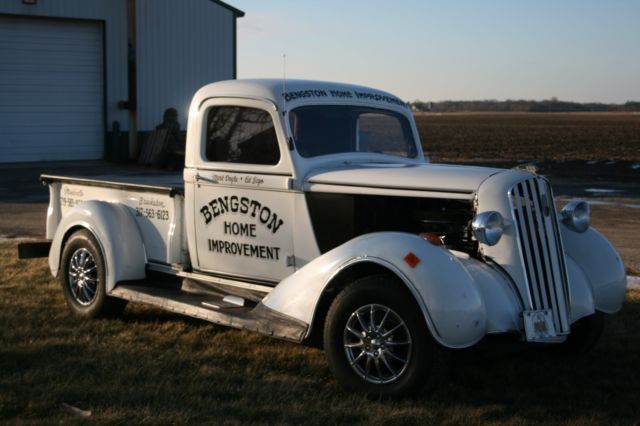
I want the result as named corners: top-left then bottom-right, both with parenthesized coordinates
top-left (59, 229), bottom-right (127, 318)
top-left (324, 275), bottom-right (448, 398)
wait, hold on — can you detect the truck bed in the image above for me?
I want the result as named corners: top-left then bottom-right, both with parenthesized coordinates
top-left (41, 172), bottom-right (184, 196)
top-left (43, 171), bottom-right (186, 265)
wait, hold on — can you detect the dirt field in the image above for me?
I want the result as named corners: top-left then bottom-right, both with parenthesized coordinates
top-left (585, 200), bottom-right (640, 276)
top-left (415, 112), bottom-right (640, 162)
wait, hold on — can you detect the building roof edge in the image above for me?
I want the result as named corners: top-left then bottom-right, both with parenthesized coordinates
top-left (209, 0), bottom-right (245, 17)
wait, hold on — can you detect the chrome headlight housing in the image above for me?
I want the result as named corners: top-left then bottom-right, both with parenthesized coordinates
top-left (561, 200), bottom-right (590, 233)
top-left (472, 211), bottom-right (504, 246)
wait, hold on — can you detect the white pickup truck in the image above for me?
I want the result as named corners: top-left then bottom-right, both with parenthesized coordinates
top-left (25, 79), bottom-right (626, 397)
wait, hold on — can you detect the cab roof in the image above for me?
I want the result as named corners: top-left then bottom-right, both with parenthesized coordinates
top-left (191, 79), bottom-right (410, 113)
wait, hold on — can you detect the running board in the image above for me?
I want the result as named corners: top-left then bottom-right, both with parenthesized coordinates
top-left (146, 262), bottom-right (275, 294)
top-left (110, 284), bottom-right (307, 342)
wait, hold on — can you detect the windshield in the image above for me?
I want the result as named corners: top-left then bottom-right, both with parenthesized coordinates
top-left (289, 106), bottom-right (417, 158)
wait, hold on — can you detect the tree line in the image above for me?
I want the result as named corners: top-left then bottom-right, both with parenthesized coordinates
top-left (410, 99), bottom-right (640, 113)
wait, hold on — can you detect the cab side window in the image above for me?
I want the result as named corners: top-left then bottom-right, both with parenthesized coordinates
top-left (205, 106), bottom-right (280, 165)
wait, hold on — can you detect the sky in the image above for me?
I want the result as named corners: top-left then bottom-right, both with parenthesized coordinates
top-left (231, 0), bottom-right (640, 103)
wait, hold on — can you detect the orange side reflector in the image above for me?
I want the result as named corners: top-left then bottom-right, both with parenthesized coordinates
top-left (420, 232), bottom-right (445, 246)
top-left (403, 252), bottom-right (421, 268)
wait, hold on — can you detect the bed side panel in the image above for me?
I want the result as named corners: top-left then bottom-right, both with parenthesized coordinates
top-left (54, 182), bottom-right (183, 264)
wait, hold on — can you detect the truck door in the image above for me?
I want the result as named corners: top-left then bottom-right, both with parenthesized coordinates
top-left (191, 99), bottom-right (295, 283)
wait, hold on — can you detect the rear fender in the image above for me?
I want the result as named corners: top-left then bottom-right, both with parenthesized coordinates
top-left (48, 200), bottom-right (147, 292)
top-left (263, 232), bottom-right (488, 348)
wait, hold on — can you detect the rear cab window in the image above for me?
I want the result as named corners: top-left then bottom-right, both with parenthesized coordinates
top-left (206, 106), bottom-right (281, 165)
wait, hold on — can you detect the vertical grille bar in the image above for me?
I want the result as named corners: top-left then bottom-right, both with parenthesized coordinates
top-left (536, 179), bottom-right (569, 330)
top-left (511, 184), bottom-right (540, 309)
top-left (540, 180), bottom-right (571, 332)
top-left (521, 181), bottom-right (549, 309)
top-left (510, 177), bottom-right (571, 334)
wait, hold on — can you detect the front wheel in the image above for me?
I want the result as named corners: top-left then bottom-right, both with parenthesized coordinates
top-left (59, 229), bottom-right (127, 318)
top-left (323, 275), bottom-right (448, 398)
top-left (556, 312), bottom-right (605, 355)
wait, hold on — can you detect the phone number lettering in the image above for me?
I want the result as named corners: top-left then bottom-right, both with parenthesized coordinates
top-left (135, 207), bottom-right (169, 221)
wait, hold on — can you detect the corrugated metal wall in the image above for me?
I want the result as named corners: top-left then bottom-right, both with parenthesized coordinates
top-left (136, 0), bottom-right (235, 131)
top-left (0, 0), bottom-right (129, 131)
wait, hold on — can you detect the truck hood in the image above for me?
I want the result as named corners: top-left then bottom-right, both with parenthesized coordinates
top-left (305, 163), bottom-right (503, 196)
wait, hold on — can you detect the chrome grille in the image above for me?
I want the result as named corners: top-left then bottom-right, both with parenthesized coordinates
top-left (509, 177), bottom-right (571, 334)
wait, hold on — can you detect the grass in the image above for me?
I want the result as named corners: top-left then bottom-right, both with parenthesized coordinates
top-left (1, 241), bottom-right (640, 424)
top-left (415, 112), bottom-right (640, 162)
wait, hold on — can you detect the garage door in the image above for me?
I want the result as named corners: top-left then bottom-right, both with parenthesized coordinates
top-left (0, 16), bottom-right (104, 163)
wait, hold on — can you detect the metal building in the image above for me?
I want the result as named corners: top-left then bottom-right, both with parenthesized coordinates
top-left (0, 0), bottom-right (244, 163)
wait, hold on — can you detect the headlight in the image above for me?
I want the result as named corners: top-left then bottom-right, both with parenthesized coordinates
top-left (561, 201), bottom-right (590, 233)
top-left (472, 211), bottom-right (504, 246)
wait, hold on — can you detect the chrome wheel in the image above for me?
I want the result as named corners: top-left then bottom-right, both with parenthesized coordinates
top-left (343, 304), bottom-right (412, 384)
top-left (68, 248), bottom-right (98, 306)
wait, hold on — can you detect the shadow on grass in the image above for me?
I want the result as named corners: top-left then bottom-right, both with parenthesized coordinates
top-left (0, 343), bottom-right (103, 419)
top-left (3, 283), bottom-right (639, 423)
top-left (423, 297), bottom-right (640, 423)
top-left (0, 338), bottom-right (351, 423)
top-left (118, 305), bottom-right (212, 327)
top-left (95, 298), bottom-right (640, 423)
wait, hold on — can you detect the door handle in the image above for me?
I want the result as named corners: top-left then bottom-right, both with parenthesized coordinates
top-left (195, 173), bottom-right (219, 184)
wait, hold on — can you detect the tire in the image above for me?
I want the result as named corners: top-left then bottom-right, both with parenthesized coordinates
top-left (556, 312), bottom-right (605, 355)
top-left (323, 275), bottom-right (448, 398)
top-left (59, 229), bottom-right (127, 318)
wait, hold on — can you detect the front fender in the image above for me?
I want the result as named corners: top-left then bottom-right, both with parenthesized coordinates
top-left (565, 256), bottom-right (596, 322)
top-left (48, 200), bottom-right (147, 292)
top-left (561, 226), bottom-right (626, 314)
top-left (263, 232), bottom-right (489, 348)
